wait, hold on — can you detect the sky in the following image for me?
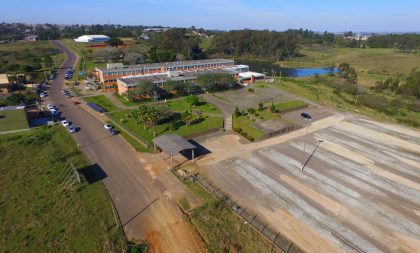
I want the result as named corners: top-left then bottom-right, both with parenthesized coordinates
top-left (2, 0), bottom-right (420, 32)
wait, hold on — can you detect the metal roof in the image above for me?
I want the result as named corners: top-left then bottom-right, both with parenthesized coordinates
top-left (153, 134), bottom-right (196, 156)
top-left (97, 59), bottom-right (234, 72)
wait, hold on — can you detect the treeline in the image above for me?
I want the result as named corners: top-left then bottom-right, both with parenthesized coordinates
top-left (149, 28), bottom-right (206, 62)
top-left (284, 29), bottom-right (335, 44)
top-left (209, 30), bottom-right (300, 60)
top-left (367, 34), bottom-right (420, 52)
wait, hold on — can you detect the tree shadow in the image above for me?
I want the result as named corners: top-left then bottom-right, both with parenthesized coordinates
top-left (78, 163), bottom-right (108, 184)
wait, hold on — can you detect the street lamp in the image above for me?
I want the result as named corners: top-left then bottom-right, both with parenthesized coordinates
top-left (300, 112), bottom-right (312, 171)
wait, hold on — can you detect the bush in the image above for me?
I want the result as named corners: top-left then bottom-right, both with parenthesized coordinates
top-left (234, 107), bottom-right (241, 117)
top-left (247, 108), bottom-right (256, 114)
top-left (186, 95), bottom-right (200, 106)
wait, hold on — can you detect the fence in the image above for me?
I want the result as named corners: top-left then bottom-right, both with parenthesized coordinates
top-left (258, 125), bottom-right (295, 141)
top-left (189, 173), bottom-right (304, 253)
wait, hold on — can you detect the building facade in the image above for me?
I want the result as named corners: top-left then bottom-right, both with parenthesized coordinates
top-left (95, 59), bottom-right (235, 92)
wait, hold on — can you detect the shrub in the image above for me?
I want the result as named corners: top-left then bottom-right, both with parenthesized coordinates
top-left (19, 132), bottom-right (52, 146)
top-left (234, 107), bottom-right (241, 117)
top-left (258, 102), bottom-right (264, 111)
top-left (186, 95), bottom-right (200, 106)
top-left (247, 108), bottom-right (256, 114)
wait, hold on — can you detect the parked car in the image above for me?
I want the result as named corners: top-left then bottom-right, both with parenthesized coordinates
top-left (40, 93), bottom-right (45, 98)
top-left (104, 124), bottom-right (112, 130)
top-left (300, 112), bottom-right (312, 120)
top-left (61, 120), bottom-right (70, 127)
top-left (110, 129), bottom-right (119, 135)
top-left (67, 126), bottom-right (76, 133)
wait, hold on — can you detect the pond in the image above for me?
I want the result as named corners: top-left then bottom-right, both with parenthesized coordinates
top-left (235, 59), bottom-right (338, 77)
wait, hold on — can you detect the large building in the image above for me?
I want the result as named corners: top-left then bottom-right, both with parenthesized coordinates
top-left (117, 68), bottom-right (239, 96)
top-left (74, 35), bottom-right (110, 43)
top-left (95, 59), bottom-right (235, 92)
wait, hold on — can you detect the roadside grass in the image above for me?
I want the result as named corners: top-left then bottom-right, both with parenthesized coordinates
top-left (107, 120), bottom-right (149, 152)
top-left (84, 95), bottom-right (119, 112)
top-left (0, 108), bottom-right (29, 132)
top-left (0, 126), bottom-right (126, 252)
top-left (114, 93), bottom-right (138, 107)
top-left (60, 39), bottom-right (104, 81)
top-left (281, 47), bottom-right (420, 87)
top-left (274, 77), bottom-right (420, 128)
top-left (180, 178), bottom-right (277, 252)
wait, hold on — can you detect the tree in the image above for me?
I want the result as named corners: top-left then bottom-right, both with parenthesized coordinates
top-left (43, 55), bottom-right (54, 70)
top-left (107, 37), bottom-right (124, 48)
top-left (181, 110), bottom-right (193, 127)
top-left (131, 110), bottom-right (140, 125)
top-left (93, 47), bottom-right (123, 62)
top-left (338, 63), bottom-right (358, 84)
top-left (196, 73), bottom-right (235, 92)
top-left (144, 106), bottom-right (160, 138)
top-left (186, 95), bottom-right (200, 106)
top-left (124, 52), bottom-right (144, 65)
top-left (5, 93), bottom-right (25, 105)
top-left (258, 102), bottom-right (264, 111)
top-left (270, 102), bottom-right (276, 113)
top-left (138, 105), bottom-right (148, 129)
top-left (234, 106), bottom-right (241, 117)
top-left (134, 81), bottom-right (156, 99)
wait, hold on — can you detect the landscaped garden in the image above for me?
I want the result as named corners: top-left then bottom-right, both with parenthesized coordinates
top-left (233, 100), bottom-right (307, 141)
top-left (108, 95), bottom-right (223, 146)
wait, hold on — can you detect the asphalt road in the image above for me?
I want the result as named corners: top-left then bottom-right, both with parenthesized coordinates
top-left (49, 41), bottom-right (202, 252)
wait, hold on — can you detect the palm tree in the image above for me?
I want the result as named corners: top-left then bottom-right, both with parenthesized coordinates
top-left (145, 106), bottom-right (160, 139)
top-left (131, 110), bottom-right (140, 125)
top-left (138, 105), bottom-right (148, 129)
top-left (182, 110), bottom-right (193, 127)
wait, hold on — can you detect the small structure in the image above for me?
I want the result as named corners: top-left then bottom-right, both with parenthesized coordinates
top-left (24, 35), bottom-right (38, 41)
top-left (0, 74), bottom-right (10, 95)
top-left (153, 134), bottom-right (197, 166)
top-left (74, 35), bottom-right (110, 43)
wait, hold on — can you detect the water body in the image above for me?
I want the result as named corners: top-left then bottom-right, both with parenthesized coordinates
top-left (236, 59), bottom-right (338, 77)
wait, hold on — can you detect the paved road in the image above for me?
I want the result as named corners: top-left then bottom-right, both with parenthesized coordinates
top-left (49, 41), bottom-right (204, 252)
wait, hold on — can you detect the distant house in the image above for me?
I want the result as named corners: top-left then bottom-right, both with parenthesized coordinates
top-left (0, 74), bottom-right (10, 95)
top-left (74, 35), bottom-right (111, 43)
top-left (24, 35), bottom-right (38, 41)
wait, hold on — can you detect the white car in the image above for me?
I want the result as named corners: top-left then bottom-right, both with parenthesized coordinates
top-left (61, 120), bottom-right (70, 127)
top-left (104, 124), bottom-right (112, 130)
top-left (67, 126), bottom-right (76, 133)
top-left (47, 105), bottom-right (55, 110)
top-left (40, 93), bottom-right (45, 98)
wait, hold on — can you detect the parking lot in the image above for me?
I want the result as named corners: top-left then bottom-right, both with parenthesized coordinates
top-left (196, 115), bottom-right (420, 252)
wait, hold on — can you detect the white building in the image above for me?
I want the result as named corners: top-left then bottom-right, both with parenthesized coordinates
top-left (74, 35), bottom-right (110, 43)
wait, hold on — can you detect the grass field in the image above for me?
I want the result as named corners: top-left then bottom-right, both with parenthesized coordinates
top-left (0, 126), bottom-right (126, 252)
top-left (0, 41), bottom-right (65, 71)
top-left (233, 115), bottom-right (264, 140)
top-left (281, 47), bottom-right (420, 87)
top-left (274, 77), bottom-right (420, 128)
top-left (179, 176), bottom-right (277, 253)
top-left (0, 108), bottom-right (29, 132)
top-left (84, 95), bottom-right (119, 112)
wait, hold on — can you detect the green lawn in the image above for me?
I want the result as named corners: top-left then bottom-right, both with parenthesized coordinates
top-left (233, 115), bottom-right (264, 140)
top-left (0, 108), bottom-right (29, 132)
top-left (114, 93), bottom-right (138, 107)
top-left (159, 98), bottom-right (221, 114)
top-left (84, 95), bottom-right (119, 112)
top-left (272, 100), bottom-right (308, 112)
top-left (109, 110), bottom-right (223, 144)
top-left (0, 126), bottom-right (126, 252)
